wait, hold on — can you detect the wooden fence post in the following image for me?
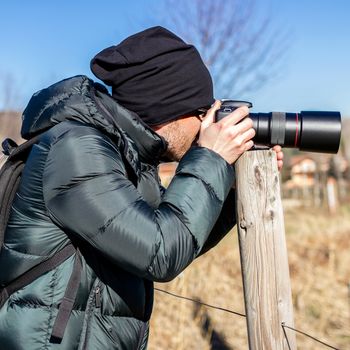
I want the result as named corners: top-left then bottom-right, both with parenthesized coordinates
top-left (235, 150), bottom-right (297, 350)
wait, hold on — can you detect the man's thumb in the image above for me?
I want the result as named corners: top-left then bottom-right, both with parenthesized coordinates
top-left (201, 100), bottom-right (221, 129)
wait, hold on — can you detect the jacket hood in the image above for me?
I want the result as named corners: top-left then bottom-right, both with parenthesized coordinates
top-left (21, 75), bottom-right (167, 164)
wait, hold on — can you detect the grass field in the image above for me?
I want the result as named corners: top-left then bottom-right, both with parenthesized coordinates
top-left (149, 203), bottom-right (350, 349)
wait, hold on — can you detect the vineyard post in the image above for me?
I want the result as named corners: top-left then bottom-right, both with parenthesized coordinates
top-left (235, 149), bottom-right (297, 349)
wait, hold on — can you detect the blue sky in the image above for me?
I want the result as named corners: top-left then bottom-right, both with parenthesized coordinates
top-left (0, 0), bottom-right (349, 116)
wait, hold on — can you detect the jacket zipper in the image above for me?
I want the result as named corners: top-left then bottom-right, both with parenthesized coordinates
top-left (137, 321), bottom-right (149, 350)
top-left (81, 279), bottom-right (101, 350)
top-left (95, 284), bottom-right (101, 308)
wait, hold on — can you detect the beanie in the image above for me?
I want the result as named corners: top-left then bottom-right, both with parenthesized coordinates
top-left (90, 26), bottom-right (214, 125)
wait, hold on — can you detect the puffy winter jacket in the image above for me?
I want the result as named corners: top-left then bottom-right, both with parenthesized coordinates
top-left (0, 75), bottom-right (236, 349)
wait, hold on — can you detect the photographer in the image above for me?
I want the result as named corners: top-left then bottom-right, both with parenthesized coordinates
top-left (0, 26), bottom-right (282, 349)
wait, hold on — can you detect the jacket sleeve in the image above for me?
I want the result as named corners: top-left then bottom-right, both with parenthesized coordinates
top-left (43, 126), bottom-right (235, 282)
top-left (198, 189), bottom-right (236, 256)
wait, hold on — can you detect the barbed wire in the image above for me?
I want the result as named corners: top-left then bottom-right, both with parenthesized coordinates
top-left (281, 322), bottom-right (293, 350)
top-left (154, 287), bottom-right (246, 318)
top-left (155, 287), bottom-right (343, 350)
top-left (281, 323), bottom-right (341, 350)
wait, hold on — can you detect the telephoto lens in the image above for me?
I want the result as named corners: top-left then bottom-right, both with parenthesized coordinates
top-left (215, 100), bottom-right (341, 154)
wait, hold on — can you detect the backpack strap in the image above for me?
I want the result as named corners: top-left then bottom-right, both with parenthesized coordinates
top-left (0, 160), bottom-right (25, 246)
top-left (2, 138), bottom-right (18, 156)
top-left (50, 248), bottom-right (82, 343)
top-left (0, 243), bottom-right (80, 344)
top-left (0, 243), bottom-right (76, 308)
top-left (2, 135), bottom-right (41, 159)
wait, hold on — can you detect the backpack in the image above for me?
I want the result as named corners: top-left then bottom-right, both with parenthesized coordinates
top-left (0, 136), bottom-right (81, 344)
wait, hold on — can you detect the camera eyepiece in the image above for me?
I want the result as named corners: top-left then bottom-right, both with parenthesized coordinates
top-left (215, 100), bottom-right (341, 154)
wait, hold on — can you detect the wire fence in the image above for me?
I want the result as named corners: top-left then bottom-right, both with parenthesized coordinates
top-left (154, 287), bottom-right (343, 350)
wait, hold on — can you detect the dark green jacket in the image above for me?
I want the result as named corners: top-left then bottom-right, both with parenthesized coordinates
top-left (0, 76), bottom-right (236, 349)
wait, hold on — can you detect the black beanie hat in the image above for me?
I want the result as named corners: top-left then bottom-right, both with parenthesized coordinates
top-left (90, 26), bottom-right (214, 126)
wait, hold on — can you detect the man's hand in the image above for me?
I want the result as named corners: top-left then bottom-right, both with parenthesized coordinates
top-left (198, 100), bottom-right (255, 164)
top-left (198, 100), bottom-right (284, 170)
top-left (272, 145), bottom-right (284, 172)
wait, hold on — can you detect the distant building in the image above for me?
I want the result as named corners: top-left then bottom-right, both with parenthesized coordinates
top-left (284, 155), bottom-right (318, 190)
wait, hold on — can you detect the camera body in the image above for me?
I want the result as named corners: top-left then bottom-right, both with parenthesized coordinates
top-left (215, 100), bottom-right (341, 154)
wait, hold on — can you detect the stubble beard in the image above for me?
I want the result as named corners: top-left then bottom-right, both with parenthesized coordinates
top-left (162, 120), bottom-right (192, 162)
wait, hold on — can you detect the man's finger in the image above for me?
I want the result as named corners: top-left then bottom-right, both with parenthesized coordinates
top-left (218, 106), bottom-right (250, 127)
top-left (230, 117), bottom-right (254, 136)
top-left (277, 160), bottom-right (283, 171)
top-left (272, 145), bottom-right (282, 153)
top-left (238, 126), bottom-right (256, 143)
top-left (227, 126), bottom-right (255, 149)
top-left (244, 140), bottom-right (254, 151)
top-left (201, 100), bottom-right (221, 129)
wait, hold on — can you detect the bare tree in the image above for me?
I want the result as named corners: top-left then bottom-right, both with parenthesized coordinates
top-left (0, 72), bottom-right (22, 111)
top-left (153, 0), bottom-right (289, 98)
top-left (0, 72), bottom-right (24, 159)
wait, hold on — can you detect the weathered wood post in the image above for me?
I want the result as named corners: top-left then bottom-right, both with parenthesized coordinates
top-left (235, 149), bottom-right (297, 350)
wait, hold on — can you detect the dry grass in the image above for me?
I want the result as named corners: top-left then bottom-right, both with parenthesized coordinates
top-left (148, 203), bottom-right (350, 349)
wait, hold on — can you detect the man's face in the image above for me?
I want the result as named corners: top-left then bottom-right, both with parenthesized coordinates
top-left (152, 115), bottom-right (202, 162)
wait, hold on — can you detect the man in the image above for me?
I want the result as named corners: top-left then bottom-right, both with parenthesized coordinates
top-left (0, 26), bottom-right (282, 349)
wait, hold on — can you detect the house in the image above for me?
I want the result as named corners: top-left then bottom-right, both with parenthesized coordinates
top-left (286, 155), bottom-right (318, 188)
